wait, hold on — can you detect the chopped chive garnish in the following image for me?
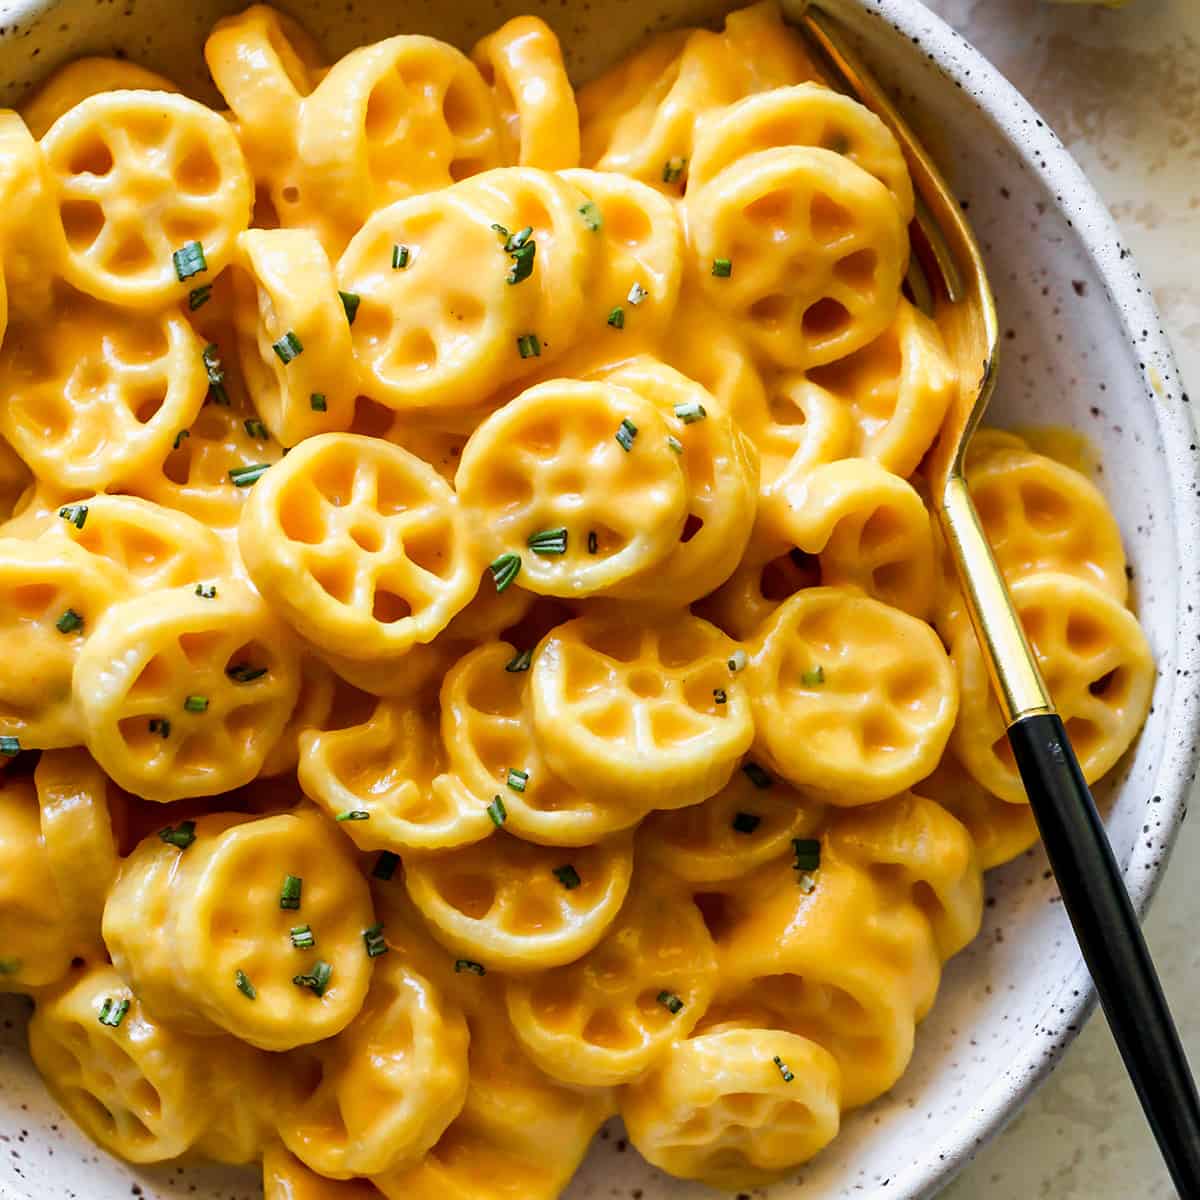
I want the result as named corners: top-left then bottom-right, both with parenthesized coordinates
top-left (158, 820), bottom-right (196, 850)
top-left (504, 226), bottom-right (533, 252)
top-left (713, 687), bottom-right (727, 705)
top-left (235, 970), bottom-right (256, 999)
top-left (491, 223), bottom-right (509, 238)
top-left (505, 648), bottom-right (532, 673)
top-left (173, 429), bottom-right (190, 450)
top-left (98, 997), bottom-right (131, 1027)
top-left (290, 924), bottom-right (315, 950)
top-left (272, 331), bottom-right (304, 364)
top-left (662, 156), bottom-right (686, 184)
top-left (792, 838), bottom-right (821, 872)
top-left (487, 795), bottom-right (507, 828)
top-left (728, 649), bottom-right (748, 673)
top-left (244, 418), bottom-right (269, 440)
top-left (553, 864), bottom-right (581, 890)
top-left (336, 809), bottom-right (370, 822)
top-left (773, 1055), bottom-right (795, 1083)
top-left (797, 872), bottom-right (817, 894)
top-left (310, 393), bottom-right (327, 412)
top-left (392, 244), bottom-right (410, 270)
top-left (801, 665), bottom-right (825, 686)
top-left (184, 694), bottom-right (209, 713)
top-left (627, 281), bottom-right (648, 306)
top-left (657, 990), bottom-right (684, 1014)
top-left (732, 811), bottom-right (761, 834)
top-left (226, 663), bottom-right (267, 683)
top-left (55, 608), bottom-right (83, 634)
top-left (0, 736), bottom-right (20, 757)
top-left (712, 257), bottom-right (733, 278)
top-left (149, 718), bottom-right (170, 738)
top-left (195, 583), bottom-right (217, 599)
top-left (372, 851), bottom-right (400, 880)
top-left (506, 238), bottom-right (537, 285)
top-left (58, 504), bottom-right (88, 530)
top-left (615, 417), bottom-right (638, 452)
top-left (173, 240), bottom-right (207, 282)
top-left (188, 283), bottom-right (213, 310)
top-left (579, 200), bottom-right (603, 231)
top-left (338, 290), bottom-right (361, 324)
top-left (674, 400), bottom-right (707, 424)
top-left (280, 874), bottom-right (303, 910)
top-left (0, 958), bottom-right (20, 975)
top-left (490, 552), bottom-right (521, 593)
top-left (587, 530), bottom-right (598, 555)
top-left (743, 762), bottom-right (772, 789)
top-left (229, 463), bottom-right (270, 487)
top-left (506, 767), bottom-right (529, 793)
top-left (527, 527), bottom-right (567, 556)
top-left (516, 332), bottom-right (542, 359)
top-left (455, 959), bottom-right (486, 975)
top-left (202, 344), bottom-right (229, 405)
top-left (363, 923), bottom-right (388, 958)
top-left (293, 960), bottom-right (332, 996)
top-left (666, 435), bottom-right (683, 455)
top-left (607, 306), bottom-right (625, 329)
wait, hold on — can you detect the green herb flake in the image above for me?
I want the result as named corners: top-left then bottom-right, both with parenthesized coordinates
top-left (184, 694), bottom-right (209, 714)
top-left (666, 435), bottom-right (683, 455)
top-left (0, 736), bottom-right (19, 758)
top-left (280, 874), bottom-right (303, 910)
top-left (173, 429), bottom-right (190, 450)
top-left (58, 504), bottom-right (88, 530)
top-left (490, 552), bottom-right (522, 593)
top-left (801, 665), bottom-right (825, 686)
top-left (158, 820), bottom-right (196, 850)
top-left (290, 924), bottom-right (315, 950)
top-left (742, 761), bottom-right (773, 790)
top-left (728, 649), bottom-right (748, 673)
top-left (773, 1055), bottom-right (795, 1083)
top-left (338, 290), bottom-right (361, 324)
top-left (293, 960), bottom-right (333, 997)
top-left (336, 809), bottom-right (370, 822)
top-left (226, 663), bottom-right (268, 684)
top-left (673, 400), bottom-right (707, 424)
top-left (506, 238), bottom-right (537, 285)
top-left (731, 811), bottom-right (761, 835)
top-left (310, 393), bottom-right (327, 412)
top-left (506, 767), bottom-right (529, 793)
top-left (662, 156), bottom-right (686, 184)
top-left (98, 997), bottom-right (131, 1028)
top-left (615, 417), bottom-right (638, 452)
top-left (148, 718), bottom-right (170, 739)
top-left (527, 527), bottom-right (567, 556)
top-left (392, 244), bottom-right (411, 270)
top-left (713, 687), bottom-right (727, 705)
top-left (229, 463), bottom-right (270, 487)
top-left (363, 923), bottom-right (388, 959)
top-left (455, 959), bottom-right (486, 975)
top-left (712, 257), bottom-right (733, 278)
top-left (272, 330), bottom-right (304, 364)
top-left (372, 851), bottom-right (400, 881)
top-left (487, 795), bottom-right (508, 828)
top-left (188, 284), bottom-right (213, 311)
top-left (202, 343), bottom-right (229, 405)
top-left (579, 201), bottom-right (603, 232)
top-left (607, 306), bottom-right (625, 330)
top-left (516, 332), bottom-right (542, 359)
top-left (55, 608), bottom-right (83, 635)
top-left (195, 583), bottom-right (217, 599)
top-left (587, 530), bottom-right (598, 555)
top-left (505, 648), bottom-right (533, 673)
top-left (657, 990), bottom-right (684, 1015)
top-left (235, 970), bottom-right (257, 1000)
top-left (244, 418), bottom-right (269, 440)
top-left (173, 240), bottom-right (207, 282)
top-left (553, 864), bottom-right (581, 890)
top-left (792, 838), bottom-right (821, 873)
top-left (627, 282), bottom-right (648, 306)
top-left (0, 958), bottom-right (20, 976)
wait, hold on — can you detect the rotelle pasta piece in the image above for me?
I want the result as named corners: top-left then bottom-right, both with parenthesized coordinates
top-left (73, 579), bottom-right (301, 801)
top-left (472, 17), bottom-right (580, 169)
top-left (952, 572), bottom-right (1153, 804)
top-left (0, 294), bottom-right (209, 492)
top-left (264, 1144), bottom-right (387, 1200)
top-left (621, 1028), bottom-right (841, 1187)
top-left (404, 829), bottom-right (634, 973)
top-left (239, 433), bottom-right (479, 660)
top-left (685, 146), bottom-right (907, 370)
top-left (299, 693), bottom-right (494, 852)
top-left (233, 228), bottom-right (357, 445)
top-left (41, 91), bottom-right (252, 309)
top-left (746, 587), bottom-right (958, 804)
top-left (438, 641), bottom-right (644, 846)
top-left (103, 808), bottom-right (375, 1050)
top-left (456, 379), bottom-right (689, 597)
top-left (530, 612), bottom-right (754, 810)
top-left (505, 873), bottom-right (719, 1086)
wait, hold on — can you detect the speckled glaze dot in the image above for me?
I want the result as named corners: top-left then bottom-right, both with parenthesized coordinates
top-left (1, 1), bottom-right (1199, 1199)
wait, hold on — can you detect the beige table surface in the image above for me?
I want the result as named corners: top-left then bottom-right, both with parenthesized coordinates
top-left (924, 1), bottom-right (1200, 1196)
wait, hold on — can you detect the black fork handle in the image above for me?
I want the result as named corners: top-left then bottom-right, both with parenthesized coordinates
top-left (1008, 712), bottom-right (1200, 1197)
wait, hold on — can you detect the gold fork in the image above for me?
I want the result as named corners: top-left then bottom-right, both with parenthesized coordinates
top-left (795, 5), bottom-right (1200, 1190)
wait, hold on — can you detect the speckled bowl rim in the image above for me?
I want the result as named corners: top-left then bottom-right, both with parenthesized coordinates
top-left (0, 1), bottom-right (1197, 1197)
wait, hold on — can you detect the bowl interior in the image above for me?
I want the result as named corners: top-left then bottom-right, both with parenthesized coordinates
top-left (0, 2), bottom-right (1196, 1198)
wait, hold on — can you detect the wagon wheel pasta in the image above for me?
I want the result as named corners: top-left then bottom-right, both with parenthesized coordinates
top-left (0, 4), bottom-right (1158, 1195)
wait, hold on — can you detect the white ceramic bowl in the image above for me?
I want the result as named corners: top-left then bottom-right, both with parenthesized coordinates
top-left (1, 1), bottom-right (1197, 1197)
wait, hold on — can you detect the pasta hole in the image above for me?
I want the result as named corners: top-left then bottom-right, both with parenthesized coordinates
top-left (723, 1092), bottom-right (764, 1121)
top-left (441, 872), bottom-right (495, 919)
top-left (253, 185), bottom-right (280, 228)
top-left (281, 184), bottom-right (301, 206)
top-left (606, 199), bottom-right (652, 247)
top-left (680, 513), bottom-right (704, 544)
top-left (365, 80), bottom-right (403, 139)
top-left (403, 527), bottom-right (453, 579)
top-left (443, 76), bottom-right (490, 139)
top-left (693, 891), bottom-right (733, 943)
top-left (351, 397), bottom-right (395, 438)
top-left (1065, 612), bottom-right (1106, 656)
top-left (1065, 716), bottom-right (1101, 756)
top-left (809, 192), bottom-right (855, 242)
top-left (583, 1007), bottom-right (635, 1049)
top-left (310, 456), bottom-right (356, 507)
top-left (762, 551), bottom-right (816, 599)
top-left (310, 561), bottom-right (354, 605)
top-left (349, 524), bottom-right (383, 554)
top-left (802, 297), bottom-right (851, 342)
top-left (861, 710), bottom-right (903, 754)
top-left (60, 199), bottom-right (105, 252)
top-left (391, 328), bottom-right (439, 373)
top-left (1020, 481), bottom-right (1072, 531)
top-left (279, 499), bottom-right (326, 545)
top-left (371, 589), bottom-right (412, 624)
top-left (67, 138), bottom-right (114, 177)
top-left (108, 232), bottom-right (155, 274)
top-left (748, 292), bottom-right (791, 329)
top-left (871, 560), bottom-right (910, 602)
top-left (627, 669), bottom-right (664, 699)
top-left (8, 583), bottom-right (55, 618)
top-left (178, 630), bottom-right (225, 667)
top-left (834, 249), bottom-right (878, 294)
top-left (129, 654), bottom-right (171, 699)
top-left (132, 390), bottom-right (166, 425)
top-left (177, 144), bottom-right (221, 194)
top-left (449, 156), bottom-right (487, 182)
top-left (990, 735), bottom-right (1017, 771)
top-left (744, 189), bottom-right (792, 234)
top-left (1089, 668), bottom-right (1124, 700)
